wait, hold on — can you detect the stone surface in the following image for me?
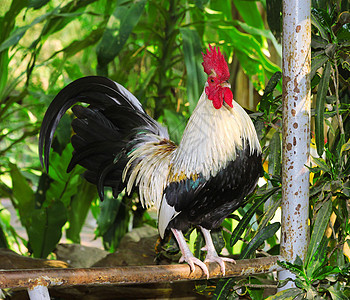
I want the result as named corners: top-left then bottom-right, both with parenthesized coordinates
top-left (54, 243), bottom-right (109, 268)
top-left (93, 224), bottom-right (163, 267)
top-left (0, 248), bottom-right (68, 269)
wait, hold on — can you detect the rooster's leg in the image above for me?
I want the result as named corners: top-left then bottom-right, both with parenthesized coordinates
top-left (171, 228), bottom-right (209, 278)
top-left (200, 226), bottom-right (236, 275)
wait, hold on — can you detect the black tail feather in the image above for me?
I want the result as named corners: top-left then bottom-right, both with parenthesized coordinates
top-left (39, 76), bottom-right (145, 172)
top-left (97, 163), bottom-right (123, 200)
top-left (39, 76), bottom-right (168, 200)
top-left (67, 141), bottom-right (121, 173)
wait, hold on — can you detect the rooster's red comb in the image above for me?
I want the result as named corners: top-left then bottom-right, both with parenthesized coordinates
top-left (202, 45), bottom-right (230, 81)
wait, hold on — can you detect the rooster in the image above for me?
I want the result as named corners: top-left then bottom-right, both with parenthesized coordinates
top-left (39, 45), bottom-right (262, 278)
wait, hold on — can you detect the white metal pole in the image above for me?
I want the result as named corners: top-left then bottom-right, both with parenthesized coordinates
top-left (27, 286), bottom-right (50, 300)
top-left (279, 0), bottom-right (311, 290)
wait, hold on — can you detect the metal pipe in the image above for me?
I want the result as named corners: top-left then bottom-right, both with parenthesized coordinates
top-left (0, 256), bottom-right (282, 289)
top-left (279, 0), bottom-right (311, 290)
top-left (27, 285), bottom-right (50, 300)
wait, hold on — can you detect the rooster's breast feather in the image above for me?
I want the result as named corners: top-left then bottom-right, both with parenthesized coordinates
top-left (160, 144), bottom-right (262, 236)
top-left (157, 90), bottom-right (262, 238)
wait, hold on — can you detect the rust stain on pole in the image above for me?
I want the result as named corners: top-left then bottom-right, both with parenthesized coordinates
top-left (0, 256), bottom-right (282, 289)
top-left (280, 0), bottom-right (311, 290)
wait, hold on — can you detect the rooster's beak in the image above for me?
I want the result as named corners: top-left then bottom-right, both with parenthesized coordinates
top-left (220, 81), bottom-right (230, 88)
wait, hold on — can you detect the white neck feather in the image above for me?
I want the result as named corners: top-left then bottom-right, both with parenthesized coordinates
top-left (171, 90), bottom-right (261, 179)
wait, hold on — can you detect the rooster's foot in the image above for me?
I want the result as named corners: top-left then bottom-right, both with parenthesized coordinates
top-left (204, 252), bottom-right (236, 275)
top-left (200, 226), bottom-right (236, 276)
top-left (171, 228), bottom-right (210, 279)
top-left (179, 254), bottom-right (209, 279)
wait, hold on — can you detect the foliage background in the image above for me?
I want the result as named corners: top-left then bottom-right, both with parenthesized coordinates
top-left (0, 0), bottom-right (349, 298)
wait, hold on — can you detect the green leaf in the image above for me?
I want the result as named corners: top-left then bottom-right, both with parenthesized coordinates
top-left (212, 278), bottom-right (236, 300)
top-left (260, 197), bottom-right (281, 233)
top-left (333, 133), bottom-right (346, 164)
top-left (180, 27), bottom-right (206, 113)
top-left (9, 162), bottom-right (35, 222)
top-left (194, 0), bottom-right (209, 10)
top-left (312, 265), bottom-right (341, 281)
top-left (50, 24), bottom-right (106, 60)
top-left (163, 109), bottom-right (187, 145)
top-left (0, 204), bottom-right (22, 250)
top-left (219, 25), bottom-right (281, 92)
top-left (47, 143), bottom-right (74, 182)
top-left (0, 51), bottom-right (9, 99)
top-left (278, 260), bottom-right (305, 277)
top-left (45, 175), bottom-right (79, 208)
top-left (66, 180), bottom-right (97, 243)
top-left (247, 277), bottom-right (264, 300)
top-left (328, 284), bottom-right (348, 300)
top-left (45, 144), bottom-right (84, 207)
top-left (0, 0), bottom-right (28, 44)
top-left (333, 11), bottom-right (350, 34)
top-left (266, 0), bottom-right (282, 42)
top-left (27, 201), bottom-right (67, 258)
top-left (306, 235), bottom-right (327, 278)
top-left (269, 131), bottom-right (282, 177)
top-left (265, 288), bottom-right (303, 300)
top-left (294, 255), bottom-right (303, 267)
top-left (234, 20), bottom-right (282, 57)
top-left (0, 10), bottom-right (56, 52)
top-left (306, 198), bottom-right (332, 266)
top-left (311, 9), bottom-right (331, 41)
top-left (315, 60), bottom-right (331, 157)
top-left (311, 35), bottom-right (328, 49)
top-left (342, 180), bottom-right (350, 197)
top-left (340, 138), bottom-right (350, 157)
top-left (210, 229), bottom-right (226, 255)
top-left (235, 49), bottom-right (265, 92)
top-left (209, 0), bottom-right (233, 21)
top-left (264, 71), bottom-right (282, 96)
top-left (194, 229), bottom-right (205, 259)
top-left (38, 0), bottom-right (98, 41)
top-left (28, 0), bottom-right (49, 10)
top-left (325, 43), bottom-right (337, 58)
top-left (311, 52), bottom-right (329, 79)
top-left (239, 222), bottom-right (280, 259)
top-left (230, 187), bottom-right (280, 247)
top-left (96, 0), bottom-right (146, 75)
top-left (96, 192), bottom-right (122, 236)
top-left (259, 71), bottom-right (282, 114)
top-left (0, 3), bottom-right (14, 97)
top-left (233, 0), bottom-right (267, 47)
top-left (0, 222), bottom-right (9, 248)
top-left (310, 156), bottom-right (331, 174)
top-left (101, 195), bottom-right (130, 251)
top-left (259, 71), bottom-right (281, 114)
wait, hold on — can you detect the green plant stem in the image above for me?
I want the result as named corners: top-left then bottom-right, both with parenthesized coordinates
top-left (268, 121), bottom-right (281, 132)
top-left (328, 239), bottom-right (346, 260)
top-left (331, 61), bottom-right (344, 136)
top-left (153, 0), bottom-right (184, 119)
top-left (0, 127), bottom-right (40, 156)
top-left (234, 283), bottom-right (277, 290)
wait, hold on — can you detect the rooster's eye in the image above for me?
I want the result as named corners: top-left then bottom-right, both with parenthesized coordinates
top-left (210, 78), bottom-right (215, 83)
